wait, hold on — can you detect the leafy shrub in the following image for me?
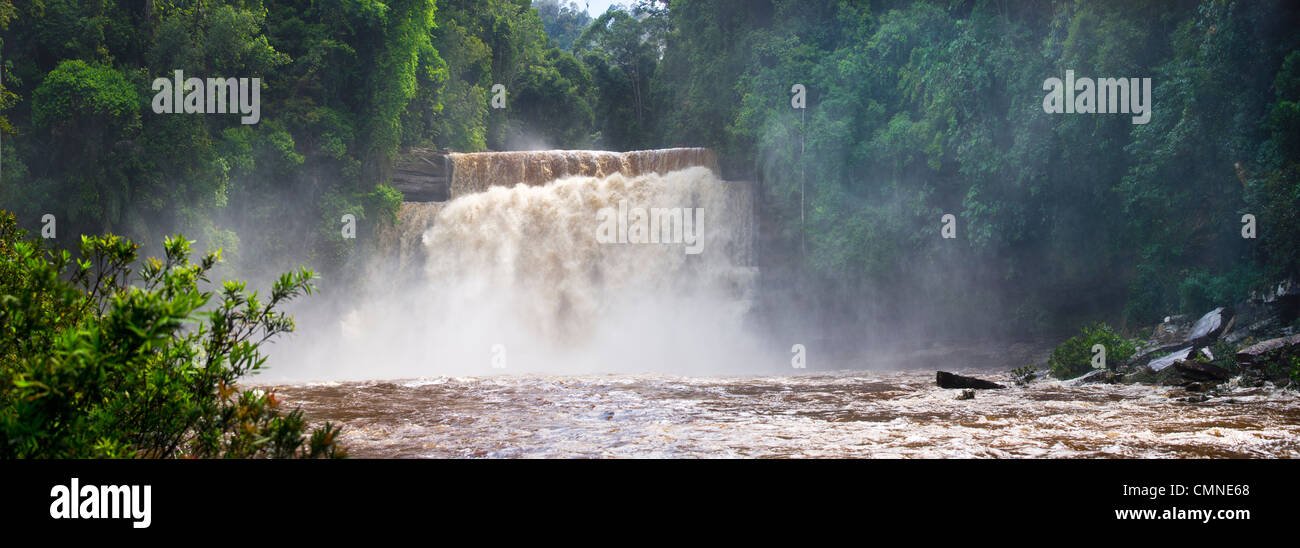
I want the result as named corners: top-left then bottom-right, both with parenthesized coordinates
top-left (1048, 323), bottom-right (1137, 379)
top-left (1010, 364), bottom-right (1039, 386)
top-left (30, 60), bottom-right (140, 129)
top-left (1262, 350), bottom-right (1300, 385)
top-left (1203, 339), bottom-right (1240, 373)
top-left (0, 210), bottom-right (343, 458)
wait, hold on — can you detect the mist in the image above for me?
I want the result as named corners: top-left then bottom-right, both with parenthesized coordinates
top-left (263, 163), bottom-right (771, 381)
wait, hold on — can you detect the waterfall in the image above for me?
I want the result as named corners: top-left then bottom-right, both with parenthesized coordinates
top-left (447, 148), bottom-right (719, 198)
top-left (279, 150), bottom-right (760, 379)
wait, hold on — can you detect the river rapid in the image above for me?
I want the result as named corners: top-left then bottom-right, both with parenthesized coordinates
top-left (273, 369), bottom-right (1300, 458)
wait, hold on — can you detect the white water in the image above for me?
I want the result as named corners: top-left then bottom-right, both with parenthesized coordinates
top-left (277, 370), bottom-right (1300, 458)
top-left (273, 163), bottom-right (760, 380)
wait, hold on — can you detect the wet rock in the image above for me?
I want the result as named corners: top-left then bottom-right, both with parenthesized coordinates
top-left (956, 389), bottom-right (975, 400)
top-left (1147, 347), bottom-right (1192, 372)
top-left (1172, 360), bottom-right (1234, 382)
top-left (392, 147), bottom-right (451, 202)
top-left (1235, 334), bottom-right (1300, 368)
top-left (936, 371), bottom-right (1005, 390)
top-left (1223, 300), bottom-right (1281, 344)
top-left (1235, 334), bottom-right (1300, 383)
top-left (1225, 315), bottom-right (1281, 345)
top-left (1071, 369), bottom-right (1119, 384)
top-left (1152, 315), bottom-right (1191, 345)
top-left (1188, 307), bottom-right (1228, 342)
top-left (1125, 363), bottom-right (1192, 386)
top-left (1129, 359), bottom-right (1233, 387)
top-left (1122, 366), bottom-right (1158, 384)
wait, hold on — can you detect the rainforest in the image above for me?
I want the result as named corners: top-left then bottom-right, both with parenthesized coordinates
top-left (1, 0), bottom-right (1299, 461)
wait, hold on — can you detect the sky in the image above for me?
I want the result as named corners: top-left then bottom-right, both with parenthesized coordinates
top-left (578, 0), bottom-right (623, 16)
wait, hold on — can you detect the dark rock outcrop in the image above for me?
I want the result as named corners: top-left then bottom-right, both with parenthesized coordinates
top-left (1133, 307), bottom-right (1234, 373)
top-left (1172, 360), bottom-right (1234, 382)
top-left (1151, 315), bottom-right (1191, 345)
top-left (1147, 347), bottom-right (1192, 372)
top-left (1235, 334), bottom-right (1300, 383)
top-left (1127, 359), bottom-right (1233, 387)
top-left (1072, 369), bottom-right (1119, 384)
top-left (936, 371), bottom-right (1005, 390)
top-left (1186, 307), bottom-right (1233, 357)
top-left (392, 147), bottom-right (451, 202)
top-left (1188, 307), bottom-right (1228, 341)
top-left (1236, 334), bottom-right (1300, 367)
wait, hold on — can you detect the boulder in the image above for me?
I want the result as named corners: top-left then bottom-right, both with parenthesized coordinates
top-left (1151, 314), bottom-right (1190, 345)
top-left (1235, 334), bottom-right (1300, 368)
top-left (1183, 307), bottom-right (1234, 357)
top-left (1235, 334), bottom-right (1300, 383)
top-left (936, 371), bottom-right (1005, 390)
top-left (1128, 341), bottom-right (1185, 369)
top-left (956, 389), bottom-right (976, 400)
top-left (1071, 369), bottom-right (1119, 385)
top-left (1122, 366), bottom-right (1158, 384)
top-left (1188, 307), bottom-right (1227, 341)
top-left (1123, 362), bottom-right (1216, 387)
top-left (392, 147), bottom-right (451, 202)
top-left (1147, 347), bottom-right (1191, 372)
top-left (1172, 360), bottom-right (1234, 382)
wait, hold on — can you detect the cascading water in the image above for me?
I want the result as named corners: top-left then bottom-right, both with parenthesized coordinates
top-left (277, 150), bottom-right (760, 380)
top-left (446, 148), bottom-right (719, 198)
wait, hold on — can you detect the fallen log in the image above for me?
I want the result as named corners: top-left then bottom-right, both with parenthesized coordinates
top-left (936, 371), bottom-right (1005, 390)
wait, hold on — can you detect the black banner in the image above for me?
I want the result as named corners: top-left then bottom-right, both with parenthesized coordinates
top-left (2, 459), bottom-right (1287, 538)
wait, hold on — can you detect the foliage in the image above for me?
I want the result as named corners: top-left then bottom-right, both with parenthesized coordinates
top-left (575, 2), bottom-right (669, 150)
top-left (1010, 364), bottom-right (1039, 386)
top-left (1176, 267), bottom-right (1261, 317)
top-left (363, 0), bottom-right (439, 182)
top-left (31, 60), bottom-right (139, 129)
top-left (1048, 323), bottom-right (1137, 379)
top-left (0, 210), bottom-right (343, 458)
top-left (1261, 348), bottom-right (1300, 385)
top-left (534, 0), bottom-right (592, 51)
top-left (655, 0), bottom-right (1300, 333)
top-left (1202, 339), bottom-right (1239, 374)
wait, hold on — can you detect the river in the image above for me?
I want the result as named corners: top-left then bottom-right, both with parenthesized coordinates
top-left (274, 369), bottom-right (1300, 458)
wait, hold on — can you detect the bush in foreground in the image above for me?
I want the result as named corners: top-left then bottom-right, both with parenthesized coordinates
top-left (1048, 323), bottom-right (1137, 380)
top-left (0, 211), bottom-right (343, 458)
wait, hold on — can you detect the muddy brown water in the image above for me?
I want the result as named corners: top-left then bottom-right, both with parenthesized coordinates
top-left (272, 370), bottom-right (1300, 458)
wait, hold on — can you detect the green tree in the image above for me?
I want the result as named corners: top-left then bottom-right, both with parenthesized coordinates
top-left (534, 0), bottom-right (592, 51)
top-left (574, 2), bottom-right (670, 150)
top-left (0, 210), bottom-right (343, 458)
